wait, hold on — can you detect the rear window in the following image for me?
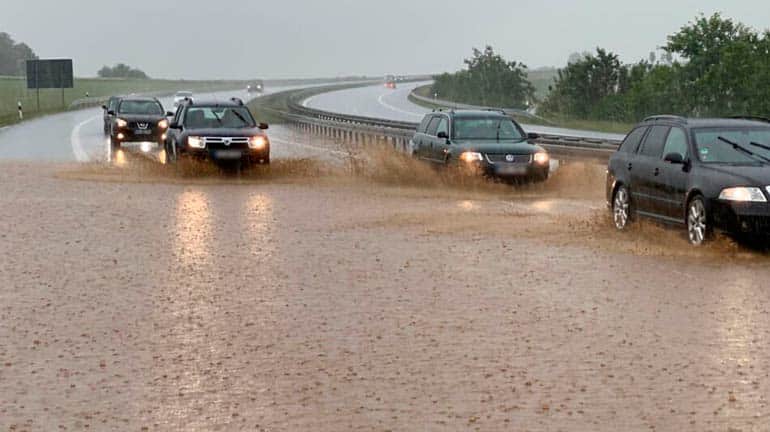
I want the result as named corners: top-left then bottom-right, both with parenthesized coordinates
top-left (619, 127), bottom-right (647, 153)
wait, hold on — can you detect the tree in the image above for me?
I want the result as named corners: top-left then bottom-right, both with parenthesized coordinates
top-left (432, 46), bottom-right (535, 109)
top-left (97, 63), bottom-right (149, 79)
top-left (0, 32), bottom-right (38, 76)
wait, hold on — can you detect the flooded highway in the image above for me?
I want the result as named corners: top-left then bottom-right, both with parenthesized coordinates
top-left (1, 142), bottom-right (770, 431)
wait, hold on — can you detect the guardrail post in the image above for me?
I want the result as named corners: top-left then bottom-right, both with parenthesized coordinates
top-left (17, 101), bottom-right (23, 120)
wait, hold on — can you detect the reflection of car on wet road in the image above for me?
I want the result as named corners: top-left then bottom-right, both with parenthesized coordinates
top-left (101, 96), bottom-right (122, 135)
top-left (410, 110), bottom-right (550, 181)
top-left (173, 91), bottom-right (193, 107)
top-left (164, 98), bottom-right (270, 166)
top-left (107, 96), bottom-right (168, 151)
top-left (608, 115), bottom-right (770, 245)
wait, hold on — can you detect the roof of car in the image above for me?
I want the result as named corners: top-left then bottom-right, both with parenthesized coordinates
top-left (642, 115), bottom-right (770, 128)
top-left (180, 98), bottom-right (245, 107)
top-left (119, 96), bottom-right (160, 102)
top-left (432, 109), bottom-right (509, 118)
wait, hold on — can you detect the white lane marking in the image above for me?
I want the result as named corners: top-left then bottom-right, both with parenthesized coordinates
top-left (377, 92), bottom-right (424, 118)
top-left (302, 95), bottom-right (317, 107)
top-left (70, 115), bottom-right (100, 162)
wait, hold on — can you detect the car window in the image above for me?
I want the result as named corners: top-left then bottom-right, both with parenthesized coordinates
top-left (417, 116), bottom-right (431, 134)
top-left (639, 126), bottom-right (670, 158)
top-left (108, 98), bottom-right (119, 111)
top-left (453, 118), bottom-right (524, 140)
top-left (694, 127), bottom-right (770, 164)
top-left (183, 107), bottom-right (256, 129)
top-left (426, 117), bottom-right (441, 136)
top-left (662, 127), bottom-right (688, 159)
top-left (619, 126), bottom-right (647, 153)
top-left (436, 118), bottom-right (449, 136)
top-left (119, 100), bottom-right (163, 115)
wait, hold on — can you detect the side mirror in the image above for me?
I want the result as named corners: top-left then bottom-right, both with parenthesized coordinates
top-left (166, 111), bottom-right (175, 117)
top-left (169, 123), bottom-right (181, 130)
top-left (107, 110), bottom-right (115, 116)
top-left (527, 132), bottom-right (541, 140)
top-left (437, 131), bottom-right (449, 139)
top-left (101, 105), bottom-right (108, 111)
top-left (258, 123), bottom-right (269, 130)
top-left (664, 152), bottom-right (685, 164)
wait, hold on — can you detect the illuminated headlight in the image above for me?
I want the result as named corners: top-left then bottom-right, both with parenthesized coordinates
top-left (116, 118), bottom-right (128, 128)
top-left (249, 136), bottom-right (268, 150)
top-left (459, 152), bottom-right (483, 163)
top-left (158, 119), bottom-right (169, 129)
top-left (533, 152), bottom-right (550, 165)
top-left (188, 136), bottom-right (205, 149)
top-left (719, 187), bottom-right (767, 202)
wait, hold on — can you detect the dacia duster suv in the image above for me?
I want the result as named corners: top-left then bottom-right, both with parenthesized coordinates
top-left (164, 98), bottom-right (270, 166)
top-left (410, 110), bottom-right (550, 181)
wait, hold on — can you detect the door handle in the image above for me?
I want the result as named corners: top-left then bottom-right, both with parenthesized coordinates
top-left (654, 168), bottom-right (660, 176)
top-left (627, 162), bottom-right (633, 171)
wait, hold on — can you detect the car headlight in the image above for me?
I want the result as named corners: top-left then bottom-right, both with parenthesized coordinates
top-left (158, 119), bottom-right (169, 129)
top-left (116, 118), bottom-right (128, 128)
top-left (719, 187), bottom-right (767, 202)
top-left (459, 152), bottom-right (483, 163)
top-left (533, 152), bottom-right (550, 165)
top-left (249, 136), bottom-right (268, 150)
top-left (187, 136), bottom-right (204, 149)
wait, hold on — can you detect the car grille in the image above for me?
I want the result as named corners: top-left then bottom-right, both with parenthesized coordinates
top-left (203, 137), bottom-right (250, 150)
top-left (485, 153), bottom-right (532, 163)
top-left (130, 121), bottom-right (156, 131)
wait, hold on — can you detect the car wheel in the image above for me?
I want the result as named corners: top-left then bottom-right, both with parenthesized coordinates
top-left (687, 196), bottom-right (710, 246)
top-left (612, 185), bottom-right (631, 231)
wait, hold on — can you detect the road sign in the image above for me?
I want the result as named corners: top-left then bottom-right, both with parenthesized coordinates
top-left (26, 59), bottom-right (74, 89)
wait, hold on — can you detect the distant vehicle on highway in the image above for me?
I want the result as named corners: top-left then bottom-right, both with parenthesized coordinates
top-left (164, 98), bottom-right (270, 167)
top-left (101, 96), bottom-right (123, 135)
top-left (173, 91), bottom-right (193, 107)
top-left (106, 96), bottom-right (167, 152)
top-left (607, 115), bottom-right (770, 245)
top-left (384, 75), bottom-right (397, 89)
top-left (409, 110), bottom-right (550, 182)
top-left (247, 80), bottom-right (265, 94)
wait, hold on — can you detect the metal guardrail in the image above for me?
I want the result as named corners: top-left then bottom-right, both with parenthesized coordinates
top-left (261, 85), bottom-right (622, 161)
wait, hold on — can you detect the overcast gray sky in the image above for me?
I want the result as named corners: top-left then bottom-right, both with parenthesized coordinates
top-left (2, 0), bottom-right (770, 79)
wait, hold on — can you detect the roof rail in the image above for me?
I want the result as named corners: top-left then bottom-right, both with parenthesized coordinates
top-left (729, 115), bottom-right (770, 123)
top-left (230, 97), bottom-right (244, 106)
top-left (182, 97), bottom-right (193, 105)
top-left (484, 108), bottom-right (508, 115)
top-left (643, 115), bottom-right (687, 123)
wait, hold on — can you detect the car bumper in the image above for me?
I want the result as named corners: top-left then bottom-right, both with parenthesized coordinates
top-left (477, 162), bottom-right (549, 179)
top-left (711, 199), bottom-right (770, 234)
top-left (114, 129), bottom-right (163, 143)
top-left (183, 147), bottom-right (269, 163)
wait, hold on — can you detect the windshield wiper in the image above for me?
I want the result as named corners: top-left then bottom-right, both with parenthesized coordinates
top-left (717, 136), bottom-right (770, 164)
top-left (231, 110), bottom-right (250, 126)
top-left (749, 141), bottom-right (770, 152)
top-left (210, 110), bottom-right (222, 125)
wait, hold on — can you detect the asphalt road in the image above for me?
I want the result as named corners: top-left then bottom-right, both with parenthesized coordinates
top-left (303, 82), bottom-right (627, 141)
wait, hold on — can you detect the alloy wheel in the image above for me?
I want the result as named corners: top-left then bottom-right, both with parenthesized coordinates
top-left (687, 198), bottom-right (707, 246)
top-left (613, 187), bottom-right (631, 230)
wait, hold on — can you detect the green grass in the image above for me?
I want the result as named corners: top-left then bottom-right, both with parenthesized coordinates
top-left (0, 76), bottom-right (251, 127)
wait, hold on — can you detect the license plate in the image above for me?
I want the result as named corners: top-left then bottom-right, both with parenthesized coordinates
top-left (495, 164), bottom-right (528, 175)
top-left (134, 129), bottom-right (152, 135)
top-left (214, 150), bottom-right (242, 160)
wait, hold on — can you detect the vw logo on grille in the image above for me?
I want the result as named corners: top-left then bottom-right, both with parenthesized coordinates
top-left (505, 154), bottom-right (515, 162)
top-left (137, 123), bottom-right (149, 130)
top-left (223, 138), bottom-right (232, 146)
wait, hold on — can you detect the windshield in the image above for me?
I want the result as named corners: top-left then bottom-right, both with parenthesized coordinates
top-left (694, 127), bottom-right (770, 164)
top-left (118, 100), bottom-right (163, 115)
top-left (183, 106), bottom-right (256, 129)
top-left (453, 117), bottom-right (524, 140)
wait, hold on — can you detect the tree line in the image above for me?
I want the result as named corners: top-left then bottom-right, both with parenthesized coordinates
top-left (0, 32), bottom-right (37, 76)
top-left (541, 14), bottom-right (770, 122)
top-left (97, 63), bottom-right (149, 79)
top-left (432, 46), bottom-right (535, 110)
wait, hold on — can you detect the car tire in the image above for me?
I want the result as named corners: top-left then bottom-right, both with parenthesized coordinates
top-left (687, 195), bottom-right (710, 246)
top-left (612, 185), bottom-right (632, 231)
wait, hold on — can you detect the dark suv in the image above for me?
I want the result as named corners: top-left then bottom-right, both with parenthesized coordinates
top-left (106, 96), bottom-right (167, 151)
top-left (410, 110), bottom-right (549, 181)
top-left (607, 115), bottom-right (770, 245)
top-left (102, 96), bottom-right (122, 135)
top-left (164, 98), bottom-right (270, 166)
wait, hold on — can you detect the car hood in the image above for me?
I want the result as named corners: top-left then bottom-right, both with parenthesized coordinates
top-left (700, 164), bottom-right (770, 186)
top-left (450, 140), bottom-right (544, 154)
top-left (117, 114), bottom-right (165, 122)
top-left (183, 127), bottom-right (264, 137)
